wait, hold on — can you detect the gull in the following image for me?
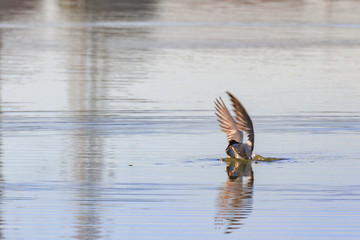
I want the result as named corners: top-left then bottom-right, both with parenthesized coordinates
top-left (215, 92), bottom-right (254, 159)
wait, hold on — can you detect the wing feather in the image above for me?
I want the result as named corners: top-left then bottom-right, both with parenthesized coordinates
top-left (214, 97), bottom-right (243, 143)
top-left (226, 91), bottom-right (255, 151)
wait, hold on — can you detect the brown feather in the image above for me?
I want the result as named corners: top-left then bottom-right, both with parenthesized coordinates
top-left (226, 91), bottom-right (255, 151)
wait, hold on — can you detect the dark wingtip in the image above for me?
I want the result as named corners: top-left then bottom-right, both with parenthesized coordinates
top-left (226, 91), bottom-right (236, 100)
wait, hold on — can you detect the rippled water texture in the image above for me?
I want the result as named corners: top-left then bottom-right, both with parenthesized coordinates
top-left (0, 0), bottom-right (360, 239)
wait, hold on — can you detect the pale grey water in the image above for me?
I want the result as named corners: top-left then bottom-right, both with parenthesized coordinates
top-left (0, 0), bottom-right (360, 239)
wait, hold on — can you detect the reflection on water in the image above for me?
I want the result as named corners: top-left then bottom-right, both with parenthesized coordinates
top-left (70, 120), bottom-right (105, 240)
top-left (0, 0), bottom-right (360, 239)
top-left (73, 184), bottom-right (103, 240)
top-left (224, 159), bottom-right (253, 180)
top-left (0, 16), bottom-right (4, 240)
top-left (216, 159), bottom-right (253, 234)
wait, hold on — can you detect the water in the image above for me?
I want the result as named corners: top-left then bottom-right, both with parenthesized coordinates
top-left (1, 0), bottom-right (360, 239)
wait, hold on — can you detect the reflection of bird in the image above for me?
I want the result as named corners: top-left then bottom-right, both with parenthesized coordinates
top-left (215, 159), bottom-right (254, 234)
top-left (215, 92), bottom-right (254, 159)
top-left (225, 159), bottom-right (253, 180)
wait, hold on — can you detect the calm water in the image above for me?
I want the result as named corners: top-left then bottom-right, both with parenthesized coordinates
top-left (1, 0), bottom-right (360, 239)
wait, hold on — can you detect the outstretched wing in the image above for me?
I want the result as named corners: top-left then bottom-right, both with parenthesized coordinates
top-left (226, 91), bottom-right (255, 151)
top-left (214, 97), bottom-right (243, 143)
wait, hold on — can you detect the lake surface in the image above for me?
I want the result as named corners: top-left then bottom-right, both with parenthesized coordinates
top-left (0, 0), bottom-right (360, 239)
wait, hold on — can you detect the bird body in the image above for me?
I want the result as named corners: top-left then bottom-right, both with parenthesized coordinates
top-left (215, 92), bottom-right (254, 160)
top-left (226, 142), bottom-right (252, 159)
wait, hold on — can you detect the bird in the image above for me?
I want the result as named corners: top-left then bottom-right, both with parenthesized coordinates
top-left (215, 92), bottom-right (254, 159)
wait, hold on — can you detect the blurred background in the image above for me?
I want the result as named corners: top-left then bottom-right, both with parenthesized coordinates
top-left (0, 0), bottom-right (359, 239)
